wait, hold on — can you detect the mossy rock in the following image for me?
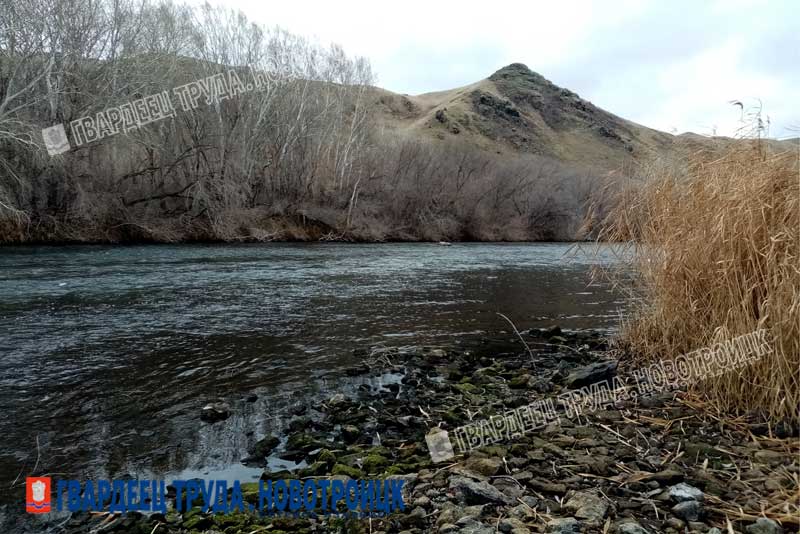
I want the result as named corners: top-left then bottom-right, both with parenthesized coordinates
top-left (384, 461), bottom-right (426, 475)
top-left (362, 453), bottom-right (390, 473)
top-left (182, 507), bottom-right (204, 520)
top-left (250, 435), bottom-right (279, 456)
top-left (510, 443), bottom-right (528, 455)
top-left (482, 445), bottom-right (509, 457)
top-left (271, 517), bottom-right (311, 530)
top-left (341, 424), bottom-right (360, 443)
top-left (260, 469), bottom-right (294, 481)
top-left (331, 463), bottom-right (363, 478)
top-left (394, 452), bottom-right (432, 470)
top-left (369, 446), bottom-right (391, 456)
top-left (286, 432), bottom-right (326, 453)
top-left (453, 383), bottom-right (479, 394)
top-left (446, 370), bottom-right (464, 381)
top-left (301, 461), bottom-right (335, 477)
top-left (165, 509), bottom-right (182, 524)
top-left (317, 448), bottom-right (337, 466)
top-left (397, 444), bottom-right (424, 460)
top-left (213, 511), bottom-right (254, 529)
top-left (239, 482), bottom-right (259, 504)
top-left (443, 410), bottom-right (463, 425)
top-left (182, 513), bottom-right (211, 530)
top-left (336, 452), bottom-right (365, 468)
top-left (509, 374), bottom-right (531, 388)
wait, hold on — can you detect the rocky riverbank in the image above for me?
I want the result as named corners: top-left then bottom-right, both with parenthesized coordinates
top-left (42, 329), bottom-right (800, 533)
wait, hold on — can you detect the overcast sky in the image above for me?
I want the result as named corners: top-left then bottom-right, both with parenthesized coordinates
top-left (193, 0), bottom-right (798, 138)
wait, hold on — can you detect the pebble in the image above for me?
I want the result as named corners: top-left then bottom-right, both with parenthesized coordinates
top-left (546, 517), bottom-right (581, 533)
top-left (669, 482), bottom-right (705, 503)
top-left (745, 518), bottom-right (784, 534)
top-left (672, 500), bottom-right (703, 521)
top-left (615, 521), bottom-right (650, 534)
top-left (450, 476), bottom-right (514, 505)
top-left (564, 490), bottom-right (609, 521)
top-left (498, 517), bottom-right (530, 534)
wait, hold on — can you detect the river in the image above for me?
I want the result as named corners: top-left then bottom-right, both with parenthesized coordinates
top-left (0, 242), bottom-right (629, 509)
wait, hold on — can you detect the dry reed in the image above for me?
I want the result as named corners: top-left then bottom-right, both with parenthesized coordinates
top-left (601, 141), bottom-right (800, 424)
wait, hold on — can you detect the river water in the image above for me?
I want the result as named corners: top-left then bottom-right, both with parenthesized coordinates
top-left (0, 242), bottom-right (629, 508)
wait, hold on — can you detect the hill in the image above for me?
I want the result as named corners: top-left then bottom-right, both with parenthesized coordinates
top-left (371, 63), bottom-right (794, 170)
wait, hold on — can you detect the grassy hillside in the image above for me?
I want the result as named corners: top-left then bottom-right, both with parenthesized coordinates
top-left (373, 63), bottom-right (796, 171)
top-left (373, 64), bottom-right (672, 168)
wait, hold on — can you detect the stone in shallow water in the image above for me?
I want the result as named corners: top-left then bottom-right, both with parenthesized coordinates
top-left (200, 402), bottom-right (230, 422)
top-left (248, 435), bottom-right (279, 457)
top-left (544, 325), bottom-right (562, 336)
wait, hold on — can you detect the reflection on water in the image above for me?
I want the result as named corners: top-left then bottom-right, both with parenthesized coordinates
top-left (0, 242), bottom-right (629, 503)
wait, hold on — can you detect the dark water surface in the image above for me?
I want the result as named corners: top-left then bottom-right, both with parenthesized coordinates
top-left (0, 243), bottom-right (628, 506)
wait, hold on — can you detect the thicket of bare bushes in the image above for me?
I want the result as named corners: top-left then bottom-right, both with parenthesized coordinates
top-left (0, 0), bottom-right (606, 243)
top-left (352, 135), bottom-right (600, 241)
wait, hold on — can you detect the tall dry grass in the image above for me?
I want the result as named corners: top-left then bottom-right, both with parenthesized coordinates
top-left (602, 141), bottom-right (800, 424)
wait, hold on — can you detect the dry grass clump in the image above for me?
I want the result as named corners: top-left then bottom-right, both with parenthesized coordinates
top-left (603, 142), bottom-right (800, 424)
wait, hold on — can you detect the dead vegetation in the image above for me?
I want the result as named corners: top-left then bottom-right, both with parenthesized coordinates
top-left (0, 1), bottom-right (627, 244)
top-left (602, 141), bottom-right (800, 426)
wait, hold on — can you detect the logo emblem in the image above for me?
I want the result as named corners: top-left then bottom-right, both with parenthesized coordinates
top-left (41, 124), bottom-right (70, 156)
top-left (26, 477), bottom-right (51, 513)
top-left (426, 428), bottom-right (455, 463)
